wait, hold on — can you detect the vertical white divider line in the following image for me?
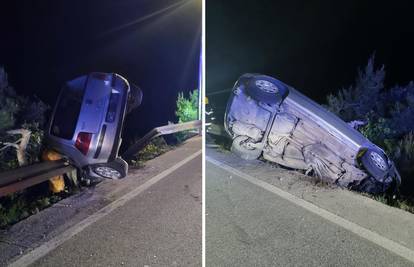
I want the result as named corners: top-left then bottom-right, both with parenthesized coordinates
top-left (201, 0), bottom-right (206, 266)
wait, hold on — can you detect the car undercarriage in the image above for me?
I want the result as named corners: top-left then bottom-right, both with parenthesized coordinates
top-left (225, 74), bottom-right (401, 194)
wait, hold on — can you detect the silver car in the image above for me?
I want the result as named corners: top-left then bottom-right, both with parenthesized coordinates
top-left (47, 72), bottom-right (142, 179)
top-left (224, 73), bottom-right (401, 194)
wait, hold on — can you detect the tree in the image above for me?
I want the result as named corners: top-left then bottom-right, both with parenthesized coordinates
top-left (326, 54), bottom-right (385, 122)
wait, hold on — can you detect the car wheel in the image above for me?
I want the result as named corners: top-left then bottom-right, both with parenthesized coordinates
top-left (127, 84), bottom-right (143, 114)
top-left (351, 177), bottom-right (393, 195)
top-left (360, 149), bottom-right (389, 179)
top-left (231, 135), bottom-right (262, 160)
top-left (355, 176), bottom-right (386, 194)
top-left (92, 158), bottom-right (128, 179)
top-left (246, 75), bottom-right (288, 104)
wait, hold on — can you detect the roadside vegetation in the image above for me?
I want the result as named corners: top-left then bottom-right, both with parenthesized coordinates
top-left (0, 67), bottom-right (81, 228)
top-left (326, 54), bottom-right (414, 212)
top-left (0, 67), bottom-right (48, 170)
top-left (175, 89), bottom-right (199, 123)
top-left (0, 185), bottom-right (76, 228)
top-left (174, 89), bottom-right (199, 142)
top-left (129, 137), bottom-right (171, 169)
top-left (129, 89), bottom-right (199, 167)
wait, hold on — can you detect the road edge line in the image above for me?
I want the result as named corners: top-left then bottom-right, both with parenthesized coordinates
top-left (9, 150), bottom-right (202, 267)
top-left (206, 156), bottom-right (414, 264)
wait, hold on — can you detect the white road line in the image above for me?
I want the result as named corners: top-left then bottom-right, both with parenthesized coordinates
top-left (206, 156), bottom-right (414, 264)
top-left (10, 150), bottom-right (202, 267)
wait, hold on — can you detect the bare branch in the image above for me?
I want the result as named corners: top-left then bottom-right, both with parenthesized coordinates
top-left (0, 142), bottom-right (19, 151)
top-left (2, 128), bottom-right (32, 166)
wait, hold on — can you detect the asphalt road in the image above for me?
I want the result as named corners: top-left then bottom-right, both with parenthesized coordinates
top-left (28, 154), bottom-right (202, 267)
top-left (206, 159), bottom-right (413, 267)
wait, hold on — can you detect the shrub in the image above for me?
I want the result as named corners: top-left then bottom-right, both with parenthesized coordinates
top-left (0, 68), bottom-right (19, 131)
top-left (19, 96), bottom-right (49, 127)
top-left (0, 191), bottom-right (65, 229)
top-left (175, 89), bottom-right (199, 123)
top-left (326, 54), bottom-right (414, 142)
top-left (326, 54), bottom-right (414, 198)
top-left (359, 117), bottom-right (396, 152)
top-left (22, 122), bottom-right (45, 165)
top-left (326, 54), bottom-right (385, 122)
top-left (0, 67), bottom-right (48, 171)
top-left (392, 132), bottom-right (414, 173)
top-left (174, 89), bottom-right (199, 143)
top-left (0, 67), bottom-right (73, 228)
top-left (130, 137), bottom-right (171, 168)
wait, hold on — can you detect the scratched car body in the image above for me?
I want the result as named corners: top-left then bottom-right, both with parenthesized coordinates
top-left (47, 72), bottom-right (142, 180)
top-left (224, 73), bottom-right (401, 193)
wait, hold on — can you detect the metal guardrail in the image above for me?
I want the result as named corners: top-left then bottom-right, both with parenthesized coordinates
top-left (122, 120), bottom-right (202, 159)
top-left (0, 160), bottom-right (75, 197)
top-left (206, 88), bottom-right (232, 96)
top-left (0, 120), bottom-right (201, 197)
top-left (206, 122), bottom-right (226, 137)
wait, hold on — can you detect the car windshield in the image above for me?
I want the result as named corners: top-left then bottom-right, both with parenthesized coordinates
top-left (51, 79), bottom-right (86, 139)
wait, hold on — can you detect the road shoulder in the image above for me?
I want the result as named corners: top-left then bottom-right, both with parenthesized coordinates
top-left (0, 137), bottom-right (201, 267)
top-left (206, 148), bottom-right (414, 255)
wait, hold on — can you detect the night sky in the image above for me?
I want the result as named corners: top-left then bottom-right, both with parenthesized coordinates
top-left (0, 0), bottom-right (201, 143)
top-left (207, 0), bottom-right (414, 104)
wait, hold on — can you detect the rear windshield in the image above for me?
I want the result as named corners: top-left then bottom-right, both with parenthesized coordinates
top-left (51, 81), bottom-right (86, 139)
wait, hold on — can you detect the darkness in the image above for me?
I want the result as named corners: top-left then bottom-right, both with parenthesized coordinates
top-left (0, 0), bottom-right (201, 143)
top-left (207, 0), bottom-right (414, 103)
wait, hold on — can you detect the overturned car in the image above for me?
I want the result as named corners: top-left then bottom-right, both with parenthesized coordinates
top-left (224, 73), bottom-right (401, 194)
top-left (47, 72), bottom-right (142, 180)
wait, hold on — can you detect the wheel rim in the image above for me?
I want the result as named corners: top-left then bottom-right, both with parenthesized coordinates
top-left (369, 151), bottom-right (387, 171)
top-left (241, 141), bottom-right (255, 150)
top-left (255, 80), bottom-right (279, 93)
top-left (94, 166), bottom-right (121, 179)
top-left (237, 136), bottom-right (257, 151)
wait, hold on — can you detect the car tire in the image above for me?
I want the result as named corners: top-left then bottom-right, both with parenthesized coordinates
top-left (246, 75), bottom-right (288, 104)
top-left (355, 176), bottom-right (386, 194)
top-left (360, 149), bottom-right (389, 180)
top-left (231, 135), bottom-right (262, 160)
top-left (91, 157), bottom-right (128, 179)
top-left (127, 84), bottom-right (143, 114)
